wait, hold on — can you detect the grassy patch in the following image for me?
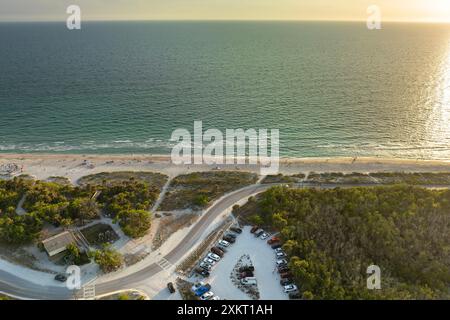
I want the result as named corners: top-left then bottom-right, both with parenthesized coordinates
top-left (78, 171), bottom-right (168, 189)
top-left (46, 176), bottom-right (71, 186)
top-left (152, 213), bottom-right (198, 249)
top-left (305, 172), bottom-right (450, 185)
top-left (305, 172), bottom-right (375, 184)
top-left (369, 172), bottom-right (450, 185)
top-left (80, 223), bottom-right (119, 247)
top-left (261, 173), bottom-right (305, 184)
top-left (159, 171), bottom-right (258, 211)
top-left (98, 290), bottom-right (146, 300)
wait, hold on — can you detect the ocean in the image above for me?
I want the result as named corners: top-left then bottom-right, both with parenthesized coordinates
top-left (0, 21), bottom-right (449, 159)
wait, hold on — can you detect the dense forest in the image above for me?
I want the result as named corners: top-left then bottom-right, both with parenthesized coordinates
top-left (238, 185), bottom-right (450, 299)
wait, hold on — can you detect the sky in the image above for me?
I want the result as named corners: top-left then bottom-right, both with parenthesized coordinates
top-left (1, 0), bottom-right (450, 22)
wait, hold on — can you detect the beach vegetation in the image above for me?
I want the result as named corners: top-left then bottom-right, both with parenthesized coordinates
top-left (159, 171), bottom-right (258, 211)
top-left (92, 244), bottom-right (123, 273)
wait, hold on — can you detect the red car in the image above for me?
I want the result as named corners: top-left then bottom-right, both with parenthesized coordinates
top-left (267, 237), bottom-right (280, 245)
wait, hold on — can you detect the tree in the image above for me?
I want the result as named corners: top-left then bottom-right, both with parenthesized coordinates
top-left (194, 194), bottom-right (209, 207)
top-left (238, 185), bottom-right (450, 299)
top-left (69, 198), bottom-right (99, 225)
top-left (118, 209), bottom-right (152, 238)
top-left (93, 245), bottom-right (123, 273)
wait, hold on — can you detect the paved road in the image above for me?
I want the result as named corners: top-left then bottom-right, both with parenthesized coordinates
top-left (1, 182), bottom-right (447, 299)
top-left (0, 183), bottom-right (272, 299)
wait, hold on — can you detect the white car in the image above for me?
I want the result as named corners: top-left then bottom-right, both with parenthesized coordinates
top-left (284, 284), bottom-right (298, 293)
top-left (207, 252), bottom-right (221, 262)
top-left (191, 282), bottom-right (206, 292)
top-left (200, 291), bottom-right (215, 300)
top-left (276, 259), bottom-right (288, 266)
top-left (276, 252), bottom-right (287, 258)
top-left (211, 296), bottom-right (221, 300)
top-left (274, 248), bottom-right (284, 253)
top-left (203, 257), bottom-right (216, 265)
top-left (218, 240), bottom-right (230, 247)
top-left (260, 233), bottom-right (269, 240)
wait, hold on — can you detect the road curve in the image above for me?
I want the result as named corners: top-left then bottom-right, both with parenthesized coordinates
top-left (0, 183), bottom-right (272, 300)
top-left (1, 182), bottom-right (447, 299)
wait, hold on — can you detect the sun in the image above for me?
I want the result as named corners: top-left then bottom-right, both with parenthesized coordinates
top-left (426, 0), bottom-right (450, 22)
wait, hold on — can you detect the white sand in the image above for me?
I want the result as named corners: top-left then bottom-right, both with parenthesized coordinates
top-left (0, 153), bottom-right (449, 184)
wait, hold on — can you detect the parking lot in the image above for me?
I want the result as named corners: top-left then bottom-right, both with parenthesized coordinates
top-left (192, 225), bottom-right (289, 300)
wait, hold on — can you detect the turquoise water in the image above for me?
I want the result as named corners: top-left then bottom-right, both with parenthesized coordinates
top-left (0, 21), bottom-right (449, 159)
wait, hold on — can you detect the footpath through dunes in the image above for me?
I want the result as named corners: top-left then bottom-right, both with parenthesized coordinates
top-left (1, 167), bottom-right (450, 299)
top-left (95, 183), bottom-right (270, 295)
top-left (158, 171), bottom-right (259, 212)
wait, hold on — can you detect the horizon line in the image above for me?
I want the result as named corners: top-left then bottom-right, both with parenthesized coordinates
top-left (1, 18), bottom-right (450, 25)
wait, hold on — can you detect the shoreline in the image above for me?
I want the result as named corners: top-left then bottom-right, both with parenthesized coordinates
top-left (1, 152), bottom-right (450, 164)
top-left (1, 153), bottom-right (449, 184)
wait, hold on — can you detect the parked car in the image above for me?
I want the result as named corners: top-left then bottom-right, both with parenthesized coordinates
top-left (276, 252), bottom-right (287, 258)
top-left (276, 259), bottom-right (288, 266)
top-left (207, 252), bottom-right (221, 262)
top-left (240, 271), bottom-right (254, 278)
top-left (278, 267), bottom-right (290, 274)
top-left (268, 237), bottom-right (280, 245)
top-left (274, 248), bottom-right (284, 253)
top-left (254, 229), bottom-right (264, 237)
top-left (271, 243), bottom-right (282, 249)
top-left (239, 265), bottom-right (255, 272)
top-left (194, 267), bottom-right (210, 277)
top-left (250, 226), bottom-right (259, 233)
top-left (203, 257), bottom-right (216, 265)
top-left (230, 227), bottom-right (242, 234)
top-left (211, 247), bottom-right (225, 257)
top-left (191, 282), bottom-right (206, 292)
top-left (199, 262), bottom-right (212, 271)
top-left (223, 235), bottom-right (236, 243)
top-left (240, 277), bottom-right (258, 286)
top-left (54, 274), bottom-right (67, 282)
top-left (225, 233), bottom-right (237, 239)
top-left (217, 244), bottom-right (228, 252)
top-left (195, 284), bottom-right (212, 297)
top-left (280, 272), bottom-right (293, 279)
top-left (280, 278), bottom-right (293, 286)
top-left (260, 232), bottom-right (270, 240)
top-left (200, 291), bottom-right (215, 300)
top-left (218, 240), bottom-right (230, 247)
top-left (167, 282), bottom-right (176, 294)
top-left (211, 296), bottom-right (221, 300)
top-left (284, 284), bottom-right (298, 293)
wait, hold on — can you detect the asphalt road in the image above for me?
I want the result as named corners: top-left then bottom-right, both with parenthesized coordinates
top-left (0, 183), bottom-right (272, 300)
top-left (0, 182), bottom-right (447, 299)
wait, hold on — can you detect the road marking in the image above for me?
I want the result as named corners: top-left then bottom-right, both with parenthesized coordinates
top-left (83, 284), bottom-right (96, 300)
top-left (156, 258), bottom-right (173, 271)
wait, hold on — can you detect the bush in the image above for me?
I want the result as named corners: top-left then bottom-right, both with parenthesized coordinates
top-left (117, 209), bottom-right (152, 238)
top-left (93, 245), bottom-right (123, 273)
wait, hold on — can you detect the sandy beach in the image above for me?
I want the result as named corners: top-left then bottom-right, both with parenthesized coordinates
top-left (0, 153), bottom-right (449, 184)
